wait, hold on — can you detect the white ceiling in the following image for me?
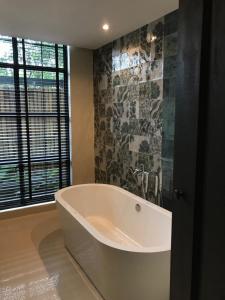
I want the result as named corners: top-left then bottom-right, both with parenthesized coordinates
top-left (0, 0), bottom-right (178, 49)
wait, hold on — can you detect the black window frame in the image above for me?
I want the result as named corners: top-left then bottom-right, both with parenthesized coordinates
top-left (0, 36), bottom-right (70, 210)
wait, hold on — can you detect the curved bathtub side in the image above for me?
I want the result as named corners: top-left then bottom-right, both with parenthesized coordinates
top-left (57, 200), bottom-right (170, 300)
top-left (56, 184), bottom-right (172, 252)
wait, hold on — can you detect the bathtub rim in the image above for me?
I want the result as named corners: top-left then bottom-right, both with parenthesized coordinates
top-left (55, 183), bottom-right (172, 254)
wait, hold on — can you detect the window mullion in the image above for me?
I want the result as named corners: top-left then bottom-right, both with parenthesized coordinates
top-left (22, 39), bottom-right (33, 203)
top-left (12, 37), bottom-right (25, 206)
top-left (55, 44), bottom-right (62, 189)
top-left (63, 45), bottom-right (71, 186)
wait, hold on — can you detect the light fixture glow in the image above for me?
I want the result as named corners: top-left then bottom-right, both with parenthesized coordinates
top-left (151, 35), bottom-right (157, 42)
top-left (102, 24), bottom-right (110, 31)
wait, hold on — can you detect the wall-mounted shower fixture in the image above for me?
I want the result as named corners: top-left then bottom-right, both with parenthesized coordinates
top-left (131, 164), bottom-right (149, 200)
top-left (130, 164), bottom-right (160, 202)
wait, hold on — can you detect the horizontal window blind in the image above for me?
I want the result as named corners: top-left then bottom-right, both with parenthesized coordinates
top-left (0, 36), bottom-right (70, 210)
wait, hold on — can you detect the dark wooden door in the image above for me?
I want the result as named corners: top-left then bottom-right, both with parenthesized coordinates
top-left (170, 0), bottom-right (225, 299)
top-left (196, 1), bottom-right (225, 299)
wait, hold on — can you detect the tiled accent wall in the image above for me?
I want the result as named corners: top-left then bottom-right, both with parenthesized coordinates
top-left (93, 10), bottom-right (178, 208)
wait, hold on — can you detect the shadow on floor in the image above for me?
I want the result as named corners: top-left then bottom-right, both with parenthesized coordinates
top-left (31, 215), bottom-right (101, 300)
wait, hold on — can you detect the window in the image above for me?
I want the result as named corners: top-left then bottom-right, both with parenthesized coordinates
top-left (0, 36), bottom-right (70, 210)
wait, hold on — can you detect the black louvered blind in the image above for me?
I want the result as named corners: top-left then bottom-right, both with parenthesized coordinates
top-left (0, 35), bottom-right (70, 210)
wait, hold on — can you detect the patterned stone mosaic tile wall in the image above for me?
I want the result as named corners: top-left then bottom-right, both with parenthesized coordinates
top-left (94, 10), bottom-right (178, 208)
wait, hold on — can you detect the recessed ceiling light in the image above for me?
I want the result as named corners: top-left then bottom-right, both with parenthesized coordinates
top-left (102, 24), bottom-right (110, 31)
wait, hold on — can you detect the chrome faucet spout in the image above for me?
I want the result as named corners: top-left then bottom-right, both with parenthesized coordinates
top-left (131, 167), bottom-right (149, 200)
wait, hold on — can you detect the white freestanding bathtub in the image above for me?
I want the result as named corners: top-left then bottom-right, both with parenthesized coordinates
top-left (55, 184), bottom-right (172, 300)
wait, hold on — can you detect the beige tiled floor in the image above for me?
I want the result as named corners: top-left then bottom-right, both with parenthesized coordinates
top-left (0, 209), bottom-right (103, 300)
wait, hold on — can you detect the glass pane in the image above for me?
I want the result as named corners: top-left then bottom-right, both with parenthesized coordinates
top-left (42, 46), bottom-right (56, 67)
top-left (29, 117), bottom-right (59, 158)
top-left (0, 164), bottom-right (21, 209)
top-left (17, 41), bottom-right (24, 64)
top-left (31, 161), bottom-right (59, 196)
top-left (0, 36), bottom-right (13, 64)
top-left (59, 72), bottom-right (67, 113)
top-left (24, 40), bottom-right (56, 67)
top-left (0, 117), bottom-right (19, 161)
top-left (58, 47), bottom-right (64, 68)
top-left (0, 68), bottom-right (15, 112)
